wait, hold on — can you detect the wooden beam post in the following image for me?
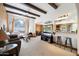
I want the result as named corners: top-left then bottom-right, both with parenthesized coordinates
top-left (12, 16), bottom-right (14, 32)
top-left (6, 14), bottom-right (9, 32)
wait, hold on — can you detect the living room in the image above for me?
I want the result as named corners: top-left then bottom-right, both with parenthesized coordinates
top-left (0, 3), bottom-right (79, 56)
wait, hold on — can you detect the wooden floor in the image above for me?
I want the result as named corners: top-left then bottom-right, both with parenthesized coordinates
top-left (19, 36), bottom-right (76, 56)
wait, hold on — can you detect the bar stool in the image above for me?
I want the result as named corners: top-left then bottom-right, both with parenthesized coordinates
top-left (57, 36), bottom-right (62, 47)
top-left (65, 37), bottom-right (73, 52)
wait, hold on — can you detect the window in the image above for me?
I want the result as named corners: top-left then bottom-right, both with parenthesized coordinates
top-left (14, 19), bottom-right (25, 32)
top-left (43, 25), bottom-right (53, 32)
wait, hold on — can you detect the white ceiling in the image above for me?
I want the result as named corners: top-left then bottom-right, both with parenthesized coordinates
top-left (4, 3), bottom-right (56, 18)
top-left (31, 3), bottom-right (55, 12)
top-left (4, 3), bottom-right (77, 25)
top-left (34, 3), bottom-right (77, 24)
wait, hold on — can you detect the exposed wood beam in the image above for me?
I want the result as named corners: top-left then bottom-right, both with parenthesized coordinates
top-left (48, 3), bottom-right (58, 9)
top-left (12, 16), bottom-right (14, 32)
top-left (23, 3), bottom-right (47, 14)
top-left (3, 3), bottom-right (40, 17)
top-left (6, 10), bottom-right (36, 19)
top-left (6, 14), bottom-right (9, 32)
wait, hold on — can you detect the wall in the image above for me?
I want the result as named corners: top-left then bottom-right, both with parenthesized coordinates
top-left (36, 24), bottom-right (43, 32)
top-left (0, 4), bottom-right (7, 29)
top-left (75, 3), bottom-right (79, 55)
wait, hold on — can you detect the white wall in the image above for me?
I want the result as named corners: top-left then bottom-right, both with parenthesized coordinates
top-left (0, 4), bottom-right (7, 28)
top-left (75, 3), bottom-right (79, 55)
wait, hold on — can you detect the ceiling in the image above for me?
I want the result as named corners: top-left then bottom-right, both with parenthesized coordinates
top-left (3, 3), bottom-right (59, 19)
top-left (4, 3), bottom-right (77, 25)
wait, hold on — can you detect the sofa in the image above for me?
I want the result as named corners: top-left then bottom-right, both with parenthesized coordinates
top-left (0, 34), bottom-right (21, 56)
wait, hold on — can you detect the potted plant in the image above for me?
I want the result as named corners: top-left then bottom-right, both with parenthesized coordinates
top-left (0, 28), bottom-right (9, 47)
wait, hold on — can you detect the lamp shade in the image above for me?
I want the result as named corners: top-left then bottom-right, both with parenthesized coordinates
top-left (0, 29), bottom-right (9, 41)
